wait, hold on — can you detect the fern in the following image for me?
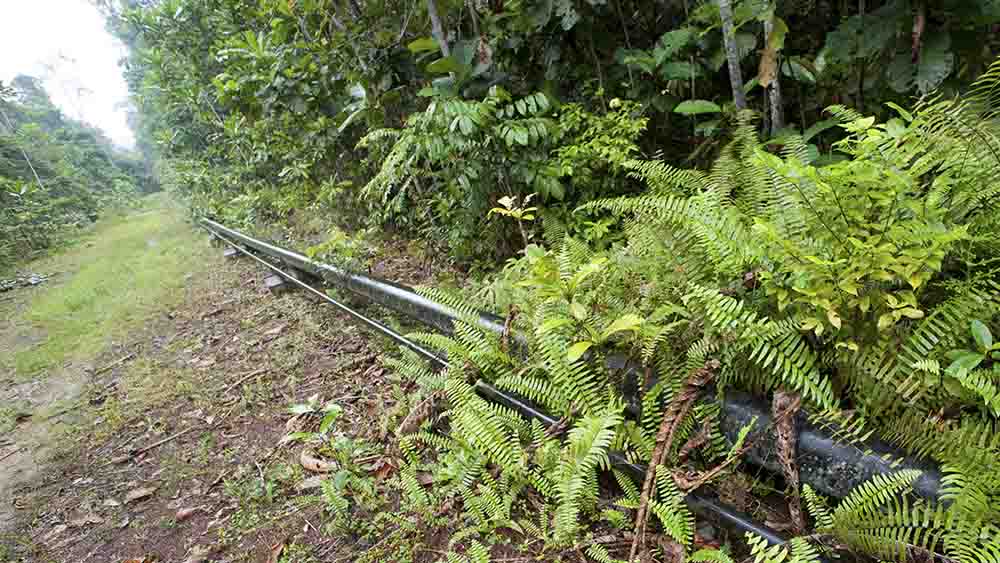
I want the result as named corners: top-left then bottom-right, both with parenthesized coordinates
top-left (553, 408), bottom-right (622, 543)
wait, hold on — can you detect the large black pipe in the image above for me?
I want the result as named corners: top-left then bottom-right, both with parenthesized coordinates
top-left (475, 381), bottom-right (790, 546)
top-left (201, 219), bottom-right (943, 531)
top-left (202, 219), bottom-right (943, 498)
top-left (202, 220), bottom-right (791, 546)
top-left (202, 218), bottom-right (507, 337)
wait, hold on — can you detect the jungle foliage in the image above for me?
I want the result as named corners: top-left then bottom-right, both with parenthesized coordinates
top-left (102, 0), bottom-right (1000, 261)
top-left (0, 76), bottom-right (146, 269)
top-left (100, 0), bottom-right (1000, 561)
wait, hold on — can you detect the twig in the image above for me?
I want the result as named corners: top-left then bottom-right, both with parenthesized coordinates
top-left (209, 468), bottom-right (233, 489)
top-left (132, 426), bottom-right (199, 457)
top-left (221, 367), bottom-right (269, 394)
top-left (94, 353), bottom-right (135, 375)
top-left (0, 447), bottom-right (21, 462)
top-left (41, 403), bottom-right (83, 420)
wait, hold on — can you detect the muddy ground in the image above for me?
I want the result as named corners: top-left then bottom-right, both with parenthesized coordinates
top-left (0, 212), bottom-right (450, 562)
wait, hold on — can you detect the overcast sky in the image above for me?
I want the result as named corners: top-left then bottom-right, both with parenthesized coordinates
top-left (0, 0), bottom-right (134, 148)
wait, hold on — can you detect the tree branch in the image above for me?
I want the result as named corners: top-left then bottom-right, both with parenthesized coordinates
top-left (427, 0), bottom-right (450, 57)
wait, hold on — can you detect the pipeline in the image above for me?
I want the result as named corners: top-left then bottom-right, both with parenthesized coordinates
top-left (200, 218), bottom-right (942, 544)
top-left (203, 220), bottom-right (789, 545)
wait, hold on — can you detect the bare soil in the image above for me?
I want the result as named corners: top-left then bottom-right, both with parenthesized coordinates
top-left (1, 242), bottom-right (418, 562)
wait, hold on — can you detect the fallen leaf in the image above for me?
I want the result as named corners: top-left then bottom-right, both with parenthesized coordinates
top-left (68, 513), bottom-right (104, 527)
top-left (182, 545), bottom-right (212, 563)
top-left (296, 475), bottom-right (326, 492)
top-left (264, 324), bottom-right (287, 337)
top-left (118, 516), bottom-right (131, 529)
top-left (299, 449), bottom-right (335, 473)
top-left (368, 457), bottom-right (396, 480)
top-left (176, 507), bottom-right (200, 521)
top-left (125, 485), bottom-right (158, 504)
top-left (416, 471), bottom-right (434, 486)
top-left (102, 499), bottom-right (121, 507)
top-left (43, 524), bottom-right (67, 542)
top-left (111, 454), bottom-right (131, 464)
top-left (266, 540), bottom-right (286, 563)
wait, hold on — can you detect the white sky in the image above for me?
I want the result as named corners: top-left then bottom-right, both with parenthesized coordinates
top-left (0, 0), bottom-right (135, 149)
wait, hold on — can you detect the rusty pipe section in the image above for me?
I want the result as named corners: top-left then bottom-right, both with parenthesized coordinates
top-left (201, 218), bottom-right (943, 503)
top-left (201, 218), bottom-right (506, 337)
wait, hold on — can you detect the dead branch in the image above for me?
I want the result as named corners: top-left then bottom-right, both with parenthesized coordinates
top-left (773, 390), bottom-right (805, 533)
top-left (629, 359), bottom-right (720, 562)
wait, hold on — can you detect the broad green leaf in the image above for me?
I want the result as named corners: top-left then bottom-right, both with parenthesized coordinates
top-left (567, 341), bottom-right (594, 363)
top-left (540, 317), bottom-right (573, 332)
top-left (945, 351), bottom-right (984, 375)
top-left (653, 27), bottom-right (694, 64)
top-left (289, 403), bottom-right (314, 415)
top-left (426, 57), bottom-right (461, 75)
top-left (408, 37), bottom-right (441, 54)
top-left (602, 314), bottom-right (643, 339)
top-left (782, 57), bottom-right (816, 84)
top-left (661, 61), bottom-right (702, 81)
top-left (320, 406), bottom-right (343, 434)
top-left (674, 99), bottom-right (722, 115)
top-left (569, 301), bottom-right (588, 321)
top-left (971, 320), bottom-right (993, 352)
top-left (827, 310), bottom-right (842, 330)
top-left (885, 101), bottom-right (913, 122)
top-left (767, 17), bottom-right (788, 51)
top-left (877, 313), bottom-right (895, 331)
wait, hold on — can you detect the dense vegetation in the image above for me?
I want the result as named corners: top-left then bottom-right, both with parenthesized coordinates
top-left (0, 76), bottom-right (146, 269)
top-left (97, 0), bottom-right (1000, 562)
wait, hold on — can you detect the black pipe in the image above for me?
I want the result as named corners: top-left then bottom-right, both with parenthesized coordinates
top-left (475, 381), bottom-right (790, 546)
top-left (205, 227), bottom-right (446, 367)
top-left (202, 219), bottom-right (942, 499)
top-left (203, 220), bottom-right (790, 546)
top-left (718, 390), bottom-right (942, 500)
top-left (202, 218), bottom-right (506, 337)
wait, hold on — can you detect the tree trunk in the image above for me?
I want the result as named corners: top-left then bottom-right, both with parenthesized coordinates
top-left (427, 0), bottom-right (450, 57)
top-left (718, 0), bottom-right (747, 110)
top-left (764, 16), bottom-right (785, 133)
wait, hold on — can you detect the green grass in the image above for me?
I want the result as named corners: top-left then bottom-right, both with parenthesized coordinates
top-left (10, 194), bottom-right (208, 377)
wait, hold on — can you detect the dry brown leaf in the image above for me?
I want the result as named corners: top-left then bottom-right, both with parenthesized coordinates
top-left (296, 475), bottom-right (325, 492)
top-left (299, 449), bottom-right (335, 473)
top-left (264, 323), bottom-right (287, 337)
top-left (43, 524), bottom-right (68, 542)
top-left (182, 545), bottom-right (211, 563)
top-left (367, 457), bottom-right (396, 480)
top-left (124, 485), bottom-right (158, 504)
top-left (758, 47), bottom-right (778, 88)
top-left (68, 513), bottom-right (104, 527)
top-left (176, 507), bottom-right (200, 521)
top-left (266, 540), bottom-right (286, 563)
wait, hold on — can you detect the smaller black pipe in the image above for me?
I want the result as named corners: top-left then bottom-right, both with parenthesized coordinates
top-left (205, 227), bottom-right (446, 368)
top-left (205, 223), bottom-right (790, 547)
top-left (475, 380), bottom-right (790, 546)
